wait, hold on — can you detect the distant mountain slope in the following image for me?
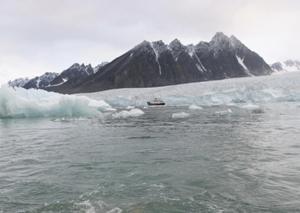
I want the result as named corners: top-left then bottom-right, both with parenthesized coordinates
top-left (46, 63), bottom-right (94, 92)
top-left (8, 63), bottom-right (107, 90)
top-left (8, 77), bottom-right (30, 88)
top-left (271, 60), bottom-right (300, 73)
top-left (23, 72), bottom-right (59, 89)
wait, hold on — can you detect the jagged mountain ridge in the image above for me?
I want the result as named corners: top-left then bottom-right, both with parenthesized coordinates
top-left (23, 72), bottom-right (59, 89)
top-left (70, 32), bottom-right (272, 94)
top-left (9, 32), bottom-right (273, 93)
top-left (48, 63), bottom-right (94, 91)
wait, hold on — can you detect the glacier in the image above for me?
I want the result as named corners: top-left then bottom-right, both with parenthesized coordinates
top-left (84, 71), bottom-right (300, 107)
top-left (1, 71), bottom-right (300, 119)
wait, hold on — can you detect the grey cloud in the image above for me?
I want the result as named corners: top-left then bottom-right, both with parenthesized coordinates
top-left (0, 0), bottom-right (299, 83)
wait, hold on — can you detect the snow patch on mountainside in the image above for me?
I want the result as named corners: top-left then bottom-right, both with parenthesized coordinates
top-left (236, 55), bottom-right (253, 76)
top-left (150, 42), bottom-right (162, 75)
top-left (49, 78), bottom-right (68, 87)
top-left (187, 45), bottom-right (207, 72)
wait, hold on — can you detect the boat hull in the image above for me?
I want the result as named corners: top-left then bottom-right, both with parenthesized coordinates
top-left (147, 102), bottom-right (166, 106)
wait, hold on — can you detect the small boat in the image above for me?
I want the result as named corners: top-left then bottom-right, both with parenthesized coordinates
top-left (147, 98), bottom-right (165, 106)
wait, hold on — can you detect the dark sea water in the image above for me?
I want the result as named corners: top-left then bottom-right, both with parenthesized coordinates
top-left (1, 104), bottom-right (300, 213)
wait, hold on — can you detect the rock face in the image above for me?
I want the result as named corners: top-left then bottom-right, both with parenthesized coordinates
top-left (8, 78), bottom-right (30, 88)
top-left (23, 72), bottom-right (59, 89)
top-left (72, 32), bottom-right (272, 93)
top-left (8, 32), bottom-right (273, 94)
top-left (46, 63), bottom-right (94, 93)
top-left (271, 60), bottom-right (300, 73)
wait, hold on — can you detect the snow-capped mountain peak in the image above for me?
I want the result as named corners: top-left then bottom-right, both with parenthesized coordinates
top-left (209, 32), bottom-right (233, 55)
top-left (133, 40), bottom-right (151, 51)
top-left (151, 40), bottom-right (167, 55)
top-left (168, 38), bottom-right (184, 50)
top-left (211, 32), bottom-right (230, 42)
top-left (168, 39), bottom-right (186, 60)
top-left (69, 63), bottom-right (81, 69)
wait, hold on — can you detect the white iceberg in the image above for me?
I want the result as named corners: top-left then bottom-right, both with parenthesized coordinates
top-left (0, 86), bottom-right (113, 118)
top-left (171, 112), bottom-right (190, 119)
top-left (112, 108), bottom-right (144, 119)
top-left (189, 104), bottom-right (203, 110)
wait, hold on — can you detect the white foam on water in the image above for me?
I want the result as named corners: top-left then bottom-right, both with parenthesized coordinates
top-left (215, 108), bottom-right (233, 115)
top-left (150, 183), bottom-right (166, 188)
top-left (76, 199), bottom-right (121, 213)
top-left (106, 207), bottom-right (123, 213)
top-left (171, 112), bottom-right (190, 119)
top-left (112, 108), bottom-right (144, 119)
top-left (0, 86), bottom-right (113, 118)
top-left (79, 200), bottom-right (96, 213)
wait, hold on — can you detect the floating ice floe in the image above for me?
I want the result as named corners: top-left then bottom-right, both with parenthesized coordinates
top-left (112, 108), bottom-right (144, 119)
top-left (240, 103), bottom-right (261, 110)
top-left (189, 104), bottom-right (203, 110)
top-left (106, 207), bottom-right (123, 213)
top-left (171, 112), bottom-right (190, 119)
top-left (239, 104), bottom-right (264, 114)
top-left (126, 106), bottom-right (135, 110)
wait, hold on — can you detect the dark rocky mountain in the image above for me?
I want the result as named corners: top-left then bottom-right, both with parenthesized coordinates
top-left (46, 63), bottom-right (94, 92)
top-left (70, 32), bottom-right (272, 94)
top-left (8, 77), bottom-right (30, 88)
top-left (8, 63), bottom-right (99, 90)
top-left (23, 72), bottom-right (59, 89)
top-left (8, 32), bottom-right (273, 94)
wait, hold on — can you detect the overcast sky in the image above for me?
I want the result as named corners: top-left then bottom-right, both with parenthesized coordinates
top-left (0, 0), bottom-right (299, 83)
